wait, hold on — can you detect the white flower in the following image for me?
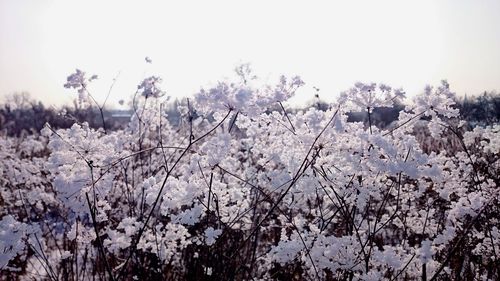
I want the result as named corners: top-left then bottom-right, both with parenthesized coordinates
top-left (410, 80), bottom-right (459, 118)
top-left (0, 216), bottom-right (28, 269)
top-left (64, 69), bottom-right (98, 94)
top-left (64, 69), bottom-right (86, 91)
top-left (419, 239), bottom-right (433, 263)
top-left (138, 76), bottom-right (165, 98)
top-left (200, 132), bottom-right (232, 166)
top-left (194, 75), bottom-right (304, 116)
top-left (339, 82), bottom-right (404, 112)
top-left (204, 227), bottom-right (222, 246)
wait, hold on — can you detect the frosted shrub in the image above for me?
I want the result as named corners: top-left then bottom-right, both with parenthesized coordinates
top-left (0, 69), bottom-right (498, 281)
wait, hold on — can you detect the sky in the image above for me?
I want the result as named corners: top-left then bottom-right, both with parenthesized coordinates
top-left (1, 0), bottom-right (499, 107)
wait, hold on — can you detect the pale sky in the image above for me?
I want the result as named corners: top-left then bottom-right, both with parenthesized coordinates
top-left (1, 0), bottom-right (499, 107)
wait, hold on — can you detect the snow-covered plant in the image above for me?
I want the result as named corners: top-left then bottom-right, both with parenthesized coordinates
top-left (138, 76), bottom-right (165, 98)
top-left (0, 215), bottom-right (28, 270)
top-left (0, 69), bottom-right (498, 281)
top-left (64, 69), bottom-right (98, 106)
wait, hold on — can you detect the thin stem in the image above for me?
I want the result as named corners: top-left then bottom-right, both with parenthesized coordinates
top-left (279, 101), bottom-right (295, 133)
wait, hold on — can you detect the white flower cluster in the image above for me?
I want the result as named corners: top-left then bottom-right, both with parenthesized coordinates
top-left (137, 76), bottom-right (165, 98)
top-left (0, 216), bottom-right (28, 270)
top-left (64, 69), bottom-right (98, 105)
top-left (0, 73), bottom-right (498, 280)
top-left (338, 82), bottom-right (405, 112)
top-left (194, 74), bottom-right (304, 116)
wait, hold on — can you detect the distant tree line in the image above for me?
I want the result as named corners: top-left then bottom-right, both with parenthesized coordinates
top-left (1, 91), bottom-right (499, 137)
top-left (457, 91), bottom-right (500, 125)
top-left (0, 92), bottom-right (130, 137)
